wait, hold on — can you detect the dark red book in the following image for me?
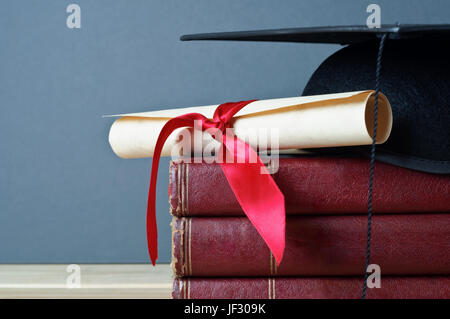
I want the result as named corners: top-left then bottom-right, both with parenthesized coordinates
top-left (173, 276), bottom-right (450, 299)
top-left (172, 214), bottom-right (450, 277)
top-left (169, 157), bottom-right (450, 216)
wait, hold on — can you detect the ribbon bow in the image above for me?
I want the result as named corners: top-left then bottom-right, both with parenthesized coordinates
top-left (147, 100), bottom-right (285, 265)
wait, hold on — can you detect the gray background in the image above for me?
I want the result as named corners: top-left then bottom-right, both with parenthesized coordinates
top-left (1, 0), bottom-right (448, 263)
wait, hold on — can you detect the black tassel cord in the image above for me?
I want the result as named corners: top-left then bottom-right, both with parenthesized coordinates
top-left (361, 33), bottom-right (387, 299)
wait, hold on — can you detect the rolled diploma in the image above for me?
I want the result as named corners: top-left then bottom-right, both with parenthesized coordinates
top-left (107, 90), bottom-right (392, 158)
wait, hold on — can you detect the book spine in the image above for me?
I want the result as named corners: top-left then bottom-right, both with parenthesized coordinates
top-left (173, 277), bottom-right (450, 299)
top-left (171, 214), bottom-right (450, 277)
top-left (169, 158), bottom-right (450, 216)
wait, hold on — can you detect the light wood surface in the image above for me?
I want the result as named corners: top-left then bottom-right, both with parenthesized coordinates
top-left (0, 264), bottom-right (172, 299)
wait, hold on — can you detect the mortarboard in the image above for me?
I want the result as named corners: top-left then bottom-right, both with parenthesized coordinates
top-left (180, 24), bottom-right (450, 299)
top-left (181, 24), bottom-right (450, 174)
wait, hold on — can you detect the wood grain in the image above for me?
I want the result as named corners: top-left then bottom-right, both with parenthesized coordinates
top-left (0, 264), bottom-right (172, 299)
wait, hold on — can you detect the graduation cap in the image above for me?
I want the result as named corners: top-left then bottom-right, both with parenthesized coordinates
top-left (181, 24), bottom-right (450, 174)
top-left (180, 24), bottom-right (450, 299)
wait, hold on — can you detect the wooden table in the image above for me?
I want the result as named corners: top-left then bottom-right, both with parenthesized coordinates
top-left (0, 264), bottom-right (172, 299)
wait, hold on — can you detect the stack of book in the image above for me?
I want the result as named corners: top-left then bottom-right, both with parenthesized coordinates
top-left (169, 157), bottom-right (450, 299)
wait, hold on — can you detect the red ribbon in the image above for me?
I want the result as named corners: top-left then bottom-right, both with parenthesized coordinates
top-left (146, 100), bottom-right (285, 266)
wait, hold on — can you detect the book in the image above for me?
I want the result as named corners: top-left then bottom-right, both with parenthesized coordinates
top-left (169, 157), bottom-right (450, 216)
top-left (173, 276), bottom-right (450, 299)
top-left (171, 214), bottom-right (450, 277)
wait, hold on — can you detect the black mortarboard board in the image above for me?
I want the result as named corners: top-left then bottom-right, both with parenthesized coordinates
top-left (181, 24), bottom-right (450, 174)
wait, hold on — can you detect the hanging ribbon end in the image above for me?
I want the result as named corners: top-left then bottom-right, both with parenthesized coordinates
top-left (149, 248), bottom-right (158, 266)
top-left (274, 249), bottom-right (284, 267)
top-left (268, 209), bottom-right (285, 267)
top-left (147, 223), bottom-right (158, 267)
top-left (271, 237), bottom-right (285, 267)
